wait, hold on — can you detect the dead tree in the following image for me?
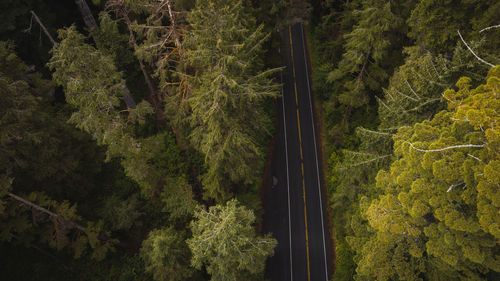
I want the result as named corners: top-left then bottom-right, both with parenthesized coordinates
top-left (8, 193), bottom-right (86, 233)
top-left (74, 0), bottom-right (97, 30)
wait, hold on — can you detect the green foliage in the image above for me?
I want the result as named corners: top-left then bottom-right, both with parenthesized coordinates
top-left (332, 231), bottom-right (356, 281)
top-left (0, 41), bottom-right (115, 261)
top-left (140, 227), bottom-right (193, 281)
top-left (310, 1), bottom-right (500, 279)
top-left (379, 40), bottom-right (491, 129)
top-left (1, 1), bottom-right (282, 280)
top-left (49, 26), bottom-right (166, 197)
top-left (328, 0), bottom-right (402, 108)
top-left (187, 199), bottom-right (277, 280)
top-left (98, 194), bottom-right (141, 231)
top-left (356, 67), bottom-right (500, 280)
top-left (161, 176), bottom-right (197, 219)
top-left (49, 26), bottom-right (153, 146)
top-left (406, 0), bottom-right (500, 53)
top-left (182, 0), bottom-right (280, 201)
top-left (0, 41), bottom-right (52, 175)
top-left (92, 12), bottom-right (136, 69)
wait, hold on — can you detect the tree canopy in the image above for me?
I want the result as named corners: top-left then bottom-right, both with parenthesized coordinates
top-left (187, 199), bottom-right (277, 280)
top-left (182, 0), bottom-right (280, 201)
top-left (1, 0), bottom-right (279, 280)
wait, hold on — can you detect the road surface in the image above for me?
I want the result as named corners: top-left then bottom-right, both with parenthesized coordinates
top-left (263, 23), bottom-right (331, 281)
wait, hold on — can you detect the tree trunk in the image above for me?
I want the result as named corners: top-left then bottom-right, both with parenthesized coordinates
top-left (165, 0), bottom-right (181, 49)
top-left (29, 11), bottom-right (57, 46)
top-left (7, 193), bottom-right (86, 232)
top-left (74, 0), bottom-right (97, 30)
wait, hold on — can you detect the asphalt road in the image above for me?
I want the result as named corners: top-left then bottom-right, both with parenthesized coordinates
top-left (263, 23), bottom-right (331, 281)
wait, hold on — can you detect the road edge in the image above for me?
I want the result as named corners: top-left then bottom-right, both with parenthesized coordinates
top-left (301, 23), bottom-right (336, 278)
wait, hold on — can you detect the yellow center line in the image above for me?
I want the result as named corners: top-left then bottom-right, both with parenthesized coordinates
top-left (289, 25), bottom-right (311, 281)
top-left (296, 109), bottom-right (304, 161)
top-left (296, 109), bottom-right (302, 141)
top-left (294, 82), bottom-right (299, 105)
top-left (301, 169), bottom-right (310, 274)
top-left (289, 27), bottom-right (297, 79)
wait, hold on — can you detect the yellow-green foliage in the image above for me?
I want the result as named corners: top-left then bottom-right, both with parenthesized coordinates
top-left (358, 66), bottom-right (500, 280)
top-left (187, 199), bottom-right (277, 281)
top-left (182, 0), bottom-right (280, 202)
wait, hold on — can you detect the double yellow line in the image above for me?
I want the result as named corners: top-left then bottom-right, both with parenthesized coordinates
top-left (289, 25), bottom-right (311, 281)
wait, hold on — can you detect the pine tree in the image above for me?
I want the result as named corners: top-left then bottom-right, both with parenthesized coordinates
top-left (49, 26), bottom-right (199, 226)
top-left (328, 0), bottom-right (402, 108)
top-left (181, 0), bottom-right (280, 201)
top-left (187, 199), bottom-right (277, 281)
top-left (49, 26), bottom-right (163, 196)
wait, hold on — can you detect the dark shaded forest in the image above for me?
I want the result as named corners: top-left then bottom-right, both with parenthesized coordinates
top-left (0, 0), bottom-right (499, 281)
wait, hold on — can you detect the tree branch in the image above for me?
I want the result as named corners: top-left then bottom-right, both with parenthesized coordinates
top-left (405, 79), bottom-right (420, 99)
top-left (408, 142), bottom-right (485, 152)
top-left (479, 24), bottom-right (500, 33)
top-left (349, 154), bottom-right (392, 167)
top-left (164, 0), bottom-right (181, 49)
top-left (457, 30), bottom-right (494, 68)
top-left (29, 11), bottom-right (57, 46)
top-left (467, 153), bottom-right (482, 162)
top-left (7, 192), bottom-right (86, 232)
top-left (112, 5), bottom-right (157, 106)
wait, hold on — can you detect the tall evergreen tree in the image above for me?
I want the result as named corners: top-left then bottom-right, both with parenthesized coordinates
top-left (187, 199), bottom-right (277, 281)
top-left (49, 26), bottom-right (196, 223)
top-left (49, 26), bottom-right (160, 194)
top-left (181, 0), bottom-right (280, 201)
top-left (327, 0), bottom-right (404, 108)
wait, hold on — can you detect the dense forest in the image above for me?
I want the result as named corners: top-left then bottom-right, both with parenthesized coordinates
top-left (309, 0), bottom-right (500, 280)
top-left (0, 0), bottom-right (499, 281)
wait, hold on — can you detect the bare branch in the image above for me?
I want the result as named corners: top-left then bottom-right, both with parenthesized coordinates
top-left (29, 11), bottom-right (57, 46)
top-left (457, 30), bottom-right (494, 68)
top-left (405, 79), bottom-right (420, 99)
top-left (447, 182), bottom-right (465, 192)
top-left (441, 92), bottom-right (453, 103)
top-left (467, 153), bottom-right (482, 162)
top-left (376, 96), bottom-right (393, 111)
top-left (7, 193), bottom-right (86, 232)
top-left (395, 88), bottom-right (418, 102)
top-left (349, 154), bottom-right (392, 167)
top-left (164, 0), bottom-right (181, 48)
top-left (408, 142), bottom-right (485, 152)
top-left (357, 127), bottom-right (393, 136)
top-left (450, 117), bottom-right (469, 122)
top-left (479, 24), bottom-right (500, 33)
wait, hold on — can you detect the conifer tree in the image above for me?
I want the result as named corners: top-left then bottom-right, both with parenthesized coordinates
top-left (140, 227), bottom-right (193, 281)
top-left (0, 41), bottom-right (115, 261)
top-left (49, 26), bottom-right (196, 221)
top-left (406, 0), bottom-right (500, 54)
top-left (49, 26), bottom-right (162, 196)
top-left (358, 66), bottom-right (500, 280)
top-left (328, 0), bottom-right (402, 108)
top-left (187, 199), bottom-right (277, 281)
top-left (181, 0), bottom-right (280, 201)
